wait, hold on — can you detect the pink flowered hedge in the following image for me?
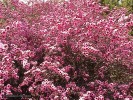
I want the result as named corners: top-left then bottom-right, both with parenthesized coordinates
top-left (0, 0), bottom-right (133, 99)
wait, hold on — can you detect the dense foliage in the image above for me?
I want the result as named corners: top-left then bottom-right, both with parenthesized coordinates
top-left (100, 0), bottom-right (133, 12)
top-left (0, 0), bottom-right (133, 99)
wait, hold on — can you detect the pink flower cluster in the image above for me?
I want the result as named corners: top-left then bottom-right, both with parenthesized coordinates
top-left (0, 0), bottom-right (133, 99)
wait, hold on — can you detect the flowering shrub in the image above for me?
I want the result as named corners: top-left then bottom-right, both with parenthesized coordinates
top-left (0, 0), bottom-right (133, 99)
